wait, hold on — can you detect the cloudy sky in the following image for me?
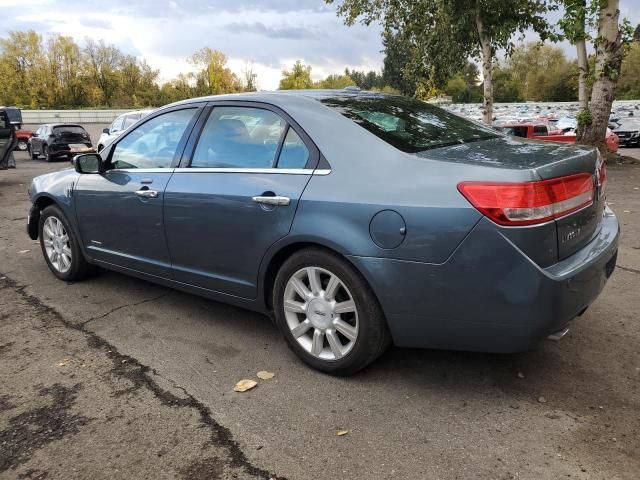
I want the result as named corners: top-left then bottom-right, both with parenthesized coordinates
top-left (1, 0), bottom-right (638, 90)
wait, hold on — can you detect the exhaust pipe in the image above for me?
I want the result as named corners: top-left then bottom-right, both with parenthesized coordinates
top-left (547, 327), bottom-right (570, 342)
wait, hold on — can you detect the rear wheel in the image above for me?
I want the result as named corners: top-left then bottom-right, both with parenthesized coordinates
top-left (39, 205), bottom-right (94, 281)
top-left (16, 140), bottom-right (28, 151)
top-left (273, 248), bottom-right (390, 375)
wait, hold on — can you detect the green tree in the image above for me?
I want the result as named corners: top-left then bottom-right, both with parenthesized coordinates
top-left (577, 0), bottom-right (634, 150)
top-left (492, 67), bottom-right (523, 102)
top-left (617, 42), bottom-right (640, 99)
top-left (316, 73), bottom-right (356, 89)
top-left (329, 0), bottom-right (552, 123)
top-left (0, 30), bottom-right (45, 107)
top-left (279, 60), bottom-right (314, 90)
top-left (381, 31), bottom-right (418, 96)
top-left (83, 38), bottom-right (123, 106)
top-left (190, 48), bottom-right (241, 95)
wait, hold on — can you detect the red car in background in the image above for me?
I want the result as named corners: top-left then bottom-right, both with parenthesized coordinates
top-left (496, 122), bottom-right (619, 153)
top-left (15, 129), bottom-right (33, 151)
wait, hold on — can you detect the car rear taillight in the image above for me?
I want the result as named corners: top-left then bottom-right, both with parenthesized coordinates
top-left (458, 173), bottom-right (595, 226)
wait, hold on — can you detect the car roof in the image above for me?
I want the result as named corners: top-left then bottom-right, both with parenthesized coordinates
top-left (166, 89), bottom-right (401, 111)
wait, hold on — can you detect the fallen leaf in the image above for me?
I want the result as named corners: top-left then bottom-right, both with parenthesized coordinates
top-left (257, 371), bottom-right (275, 380)
top-left (57, 358), bottom-right (71, 367)
top-left (538, 396), bottom-right (547, 403)
top-left (234, 379), bottom-right (257, 392)
top-left (18, 249), bottom-right (30, 254)
top-left (336, 430), bottom-right (349, 436)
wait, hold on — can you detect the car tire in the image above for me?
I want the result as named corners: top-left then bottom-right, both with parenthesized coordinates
top-left (39, 205), bottom-right (95, 281)
top-left (273, 248), bottom-right (391, 375)
top-left (17, 140), bottom-right (28, 151)
top-left (43, 145), bottom-right (51, 162)
top-left (29, 145), bottom-right (38, 160)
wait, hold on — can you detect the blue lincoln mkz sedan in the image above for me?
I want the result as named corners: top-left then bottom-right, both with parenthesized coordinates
top-left (27, 90), bottom-right (619, 374)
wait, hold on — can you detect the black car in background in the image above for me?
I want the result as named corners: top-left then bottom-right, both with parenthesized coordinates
top-left (612, 118), bottom-right (640, 147)
top-left (28, 124), bottom-right (95, 162)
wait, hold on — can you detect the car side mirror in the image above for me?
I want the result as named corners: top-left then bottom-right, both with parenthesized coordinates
top-left (102, 127), bottom-right (110, 134)
top-left (73, 153), bottom-right (103, 174)
top-left (32, 133), bottom-right (39, 137)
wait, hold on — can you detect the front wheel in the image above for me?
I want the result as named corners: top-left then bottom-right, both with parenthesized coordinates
top-left (273, 248), bottom-right (390, 375)
top-left (17, 140), bottom-right (28, 151)
top-left (39, 205), bottom-right (95, 281)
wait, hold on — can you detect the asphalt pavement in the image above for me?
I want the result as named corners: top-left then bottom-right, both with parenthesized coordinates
top-left (1, 151), bottom-right (639, 479)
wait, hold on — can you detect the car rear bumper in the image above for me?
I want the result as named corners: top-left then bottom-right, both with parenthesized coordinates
top-left (49, 144), bottom-right (95, 158)
top-left (349, 206), bottom-right (619, 353)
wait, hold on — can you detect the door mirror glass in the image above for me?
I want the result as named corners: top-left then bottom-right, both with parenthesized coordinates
top-left (102, 127), bottom-right (110, 134)
top-left (74, 153), bottom-right (102, 174)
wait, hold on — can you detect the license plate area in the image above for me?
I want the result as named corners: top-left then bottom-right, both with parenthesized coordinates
top-left (69, 144), bottom-right (90, 153)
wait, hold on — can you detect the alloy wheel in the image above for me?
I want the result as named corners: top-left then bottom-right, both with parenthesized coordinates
top-left (283, 266), bottom-right (359, 361)
top-left (43, 216), bottom-right (72, 273)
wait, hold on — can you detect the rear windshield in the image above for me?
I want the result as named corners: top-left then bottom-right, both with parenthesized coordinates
top-left (53, 126), bottom-right (87, 135)
top-left (320, 95), bottom-right (498, 152)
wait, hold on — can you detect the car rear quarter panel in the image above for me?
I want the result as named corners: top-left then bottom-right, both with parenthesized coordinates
top-left (285, 97), bottom-right (540, 264)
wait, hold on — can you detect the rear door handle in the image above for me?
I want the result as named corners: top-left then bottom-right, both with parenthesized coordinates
top-left (252, 195), bottom-right (290, 206)
top-left (135, 189), bottom-right (158, 198)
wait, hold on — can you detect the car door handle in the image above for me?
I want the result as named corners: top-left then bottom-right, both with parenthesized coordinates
top-left (252, 195), bottom-right (290, 206)
top-left (135, 189), bottom-right (158, 198)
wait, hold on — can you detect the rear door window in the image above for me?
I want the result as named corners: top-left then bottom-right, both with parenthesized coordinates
top-left (191, 106), bottom-right (286, 168)
top-left (277, 128), bottom-right (310, 169)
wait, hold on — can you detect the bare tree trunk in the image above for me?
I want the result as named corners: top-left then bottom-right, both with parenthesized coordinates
top-left (476, 13), bottom-right (493, 125)
top-left (576, 39), bottom-right (588, 110)
top-left (578, 0), bottom-right (623, 151)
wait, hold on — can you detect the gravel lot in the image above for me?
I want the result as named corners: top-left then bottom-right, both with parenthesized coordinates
top-left (1, 150), bottom-right (639, 479)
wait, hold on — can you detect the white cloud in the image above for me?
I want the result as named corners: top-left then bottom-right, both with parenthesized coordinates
top-left (1, 0), bottom-right (638, 90)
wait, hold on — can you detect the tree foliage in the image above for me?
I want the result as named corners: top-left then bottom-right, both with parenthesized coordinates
top-left (279, 60), bottom-right (314, 90)
top-left (0, 31), bottom-right (256, 108)
top-left (328, 0), bottom-right (553, 122)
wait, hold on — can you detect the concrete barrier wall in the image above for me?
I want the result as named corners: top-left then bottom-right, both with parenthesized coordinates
top-left (21, 110), bottom-right (132, 125)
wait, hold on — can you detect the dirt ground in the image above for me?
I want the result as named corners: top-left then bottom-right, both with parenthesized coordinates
top-left (0, 151), bottom-right (639, 480)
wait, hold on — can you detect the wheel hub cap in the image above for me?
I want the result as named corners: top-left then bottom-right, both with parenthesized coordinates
top-left (283, 266), bottom-right (359, 361)
top-left (307, 297), bottom-right (334, 329)
top-left (43, 216), bottom-right (72, 274)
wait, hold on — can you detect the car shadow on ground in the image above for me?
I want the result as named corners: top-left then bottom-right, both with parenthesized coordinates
top-left (81, 269), bottom-right (622, 415)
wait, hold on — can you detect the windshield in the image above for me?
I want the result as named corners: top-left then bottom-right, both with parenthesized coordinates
top-left (320, 95), bottom-right (499, 152)
top-left (53, 125), bottom-right (87, 135)
top-left (615, 119), bottom-right (640, 130)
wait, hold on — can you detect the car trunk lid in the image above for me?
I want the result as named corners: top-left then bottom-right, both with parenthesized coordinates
top-left (424, 136), bottom-right (604, 264)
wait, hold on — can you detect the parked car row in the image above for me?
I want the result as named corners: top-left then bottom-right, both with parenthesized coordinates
top-left (445, 101), bottom-right (640, 151)
top-left (24, 109), bottom-right (154, 162)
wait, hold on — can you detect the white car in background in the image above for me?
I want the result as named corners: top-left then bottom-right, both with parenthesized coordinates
top-left (97, 110), bottom-right (153, 152)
